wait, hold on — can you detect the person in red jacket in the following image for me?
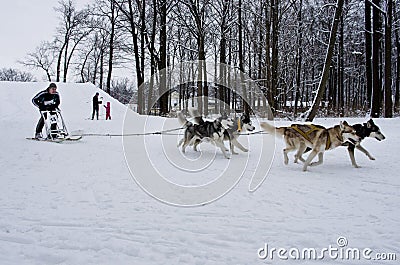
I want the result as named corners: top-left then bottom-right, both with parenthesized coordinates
top-left (104, 101), bottom-right (111, 120)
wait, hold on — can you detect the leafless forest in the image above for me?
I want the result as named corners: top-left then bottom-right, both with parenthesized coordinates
top-left (11, 0), bottom-right (400, 120)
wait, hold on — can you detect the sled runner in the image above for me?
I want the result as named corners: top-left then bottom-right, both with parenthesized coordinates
top-left (26, 135), bottom-right (82, 143)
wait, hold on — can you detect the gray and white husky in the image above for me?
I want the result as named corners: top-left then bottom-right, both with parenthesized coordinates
top-left (178, 109), bottom-right (256, 155)
top-left (177, 109), bottom-right (233, 159)
top-left (218, 113), bottom-right (255, 154)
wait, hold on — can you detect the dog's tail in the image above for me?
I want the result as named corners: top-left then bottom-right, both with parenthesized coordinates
top-left (188, 107), bottom-right (204, 124)
top-left (260, 122), bottom-right (285, 136)
top-left (177, 111), bottom-right (192, 128)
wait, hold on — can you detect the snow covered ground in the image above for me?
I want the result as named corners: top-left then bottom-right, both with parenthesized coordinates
top-left (0, 81), bottom-right (399, 264)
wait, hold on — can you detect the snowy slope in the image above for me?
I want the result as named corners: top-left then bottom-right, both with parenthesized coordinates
top-left (0, 81), bottom-right (399, 264)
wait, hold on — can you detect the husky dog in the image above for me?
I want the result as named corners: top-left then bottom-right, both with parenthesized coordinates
top-left (342, 119), bottom-right (385, 168)
top-left (302, 119), bottom-right (386, 168)
top-left (260, 121), bottom-right (361, 171)
top-left (191, 113), bottom-right (256, 154)
top-left (177, 110), bottom-right (232, 159)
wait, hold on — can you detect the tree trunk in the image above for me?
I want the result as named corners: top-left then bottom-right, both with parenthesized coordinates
top-left (395, 3), bottom-right (400, 112)
top-left (99, 48), bottom-right (104, 90)
top-left (106, 0), bottom-right (116, 95)
top-left (294, 0), bottom-right (303, 118)
top-left (159, 0), bottom-right (168, 116)
top-left (306, 0), bottom-right (344, 121)
top-left (147, 0), bottom-right (157, 114)
top-left (271, 0), bottom-right (279, 112)
top-left (56, 40), bottom-right (68, 82)
top-left (338, 14), bottom-right (344, 114)
top-left (365, 0), bottom-right (373, 108)
top-left (197, 37), bottom-right (205, 114)
top-left (371, 0), bottom-right (381, 118)
top-left (125, 0), bottom-right (145, 114)
top-left (238, 0), bottom-right (250, 114)
top-left (219, 28), bottom-right (227, 114)
top-left (384, 0), bottom-right (393, 117)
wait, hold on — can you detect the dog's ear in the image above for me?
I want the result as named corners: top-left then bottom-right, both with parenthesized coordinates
top-left (340, 121), bottom-right (349, 130)
top-left (366, 119), bottom-right (372, 128)
top-left (340, 121), bottom-right (344, 130)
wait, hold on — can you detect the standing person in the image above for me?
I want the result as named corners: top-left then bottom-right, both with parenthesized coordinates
top-left (104, 102), bottom-right (111, 120)
top-left (32, 83), bottom-right (60, 139)
top-left (92, 92), bottom-right (100, 120)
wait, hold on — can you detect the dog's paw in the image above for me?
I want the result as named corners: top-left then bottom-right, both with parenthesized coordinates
top-left (242, 148), bottom-right (248, 152)
top-left (353, 164), bottom-right (361, 168)
top-left (368, 156), bottom-right (375, 160)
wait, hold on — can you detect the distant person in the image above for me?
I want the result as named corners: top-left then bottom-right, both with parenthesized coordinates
top-left (92, 92), bottom-right (100, 120)
top-left (32, 83), bottom-right (60, 139)
top-left (104, 102), bottom-right (111, 120)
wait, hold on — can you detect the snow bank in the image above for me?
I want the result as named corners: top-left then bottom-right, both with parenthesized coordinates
top-left (0, 81), bottom-right (399, 264)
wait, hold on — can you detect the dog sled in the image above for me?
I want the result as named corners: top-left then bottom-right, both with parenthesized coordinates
top-left (27, 110), bottom-right (82, 143)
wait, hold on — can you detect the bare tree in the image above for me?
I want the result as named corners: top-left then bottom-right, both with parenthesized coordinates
top-left (394, 2), bottom-right (400, 113)
top-left (20, 41), bottom-right (56, 81)
top-left (371, 0), bottom-right (382, 118)
top-left (384, 0), bottom-right (393, 117)
top-left (54, 0), bottom-right (89, 82)
top-left (0, 68), bottom-right (35, 82)
top-left (175, 0), bottom-right (211, 115)
top-left (365, 0), bottom-right (373, 107)
top-left (116, 0), bottom-right (146, 114)
top-left (306, 0), bottom-right (344, 121)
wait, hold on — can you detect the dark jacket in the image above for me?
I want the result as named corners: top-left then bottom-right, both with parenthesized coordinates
top-left (93, 95), bottom-right (99, 109)
top-left (32, 89), bottom-right (60, 111)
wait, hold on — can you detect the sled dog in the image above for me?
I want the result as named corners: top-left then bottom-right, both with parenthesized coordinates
top-left (302, 119), bottom-right (386, 168)
top-left (177, 110), bottom-right (232, 159)
top-left (190, 112), bottom-right (256, 154)
top-left (341, 119), bottom-right (385, 168)
top-left (260, 121), bottom-right (361, 171)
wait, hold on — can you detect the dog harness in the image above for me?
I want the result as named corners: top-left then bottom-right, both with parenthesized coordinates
top-left (325, 133), bottom-right (332, 150)
top-left (290, 124), bottom-right (331, 150)
top-left (237, 118), bottom-right (242, 132)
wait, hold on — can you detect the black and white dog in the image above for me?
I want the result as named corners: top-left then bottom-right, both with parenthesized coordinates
top-left (344, 119), bottom-right (385, 168)
top-left (177, 109), bottom-right (233, 159)
top-left (182, 109), bottom-right (255, 155)
top-left (219, 113), bottom-right (255, 154)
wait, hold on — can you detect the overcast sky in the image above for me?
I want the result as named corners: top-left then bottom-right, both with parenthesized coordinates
top-left (0, 0), bottom-right (92, 80)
